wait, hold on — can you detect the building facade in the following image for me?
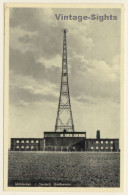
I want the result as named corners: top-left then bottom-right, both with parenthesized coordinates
top-left (44, 131), bottom-right (86, 151)
top-left (85, 139), bottom-right (119, 152)
top-left (10, 130), bottom-right (119, 152)
top-left (85, 130), bottom-right (119, 152)
top-left (11, 138), bottom-right (44, 151)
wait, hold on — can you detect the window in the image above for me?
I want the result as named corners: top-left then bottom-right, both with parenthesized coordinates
top-left (26, 146), bottom-right (29, 149)
top-left (16, 140), bottom-right (19, 143)
top-left (96, 141), bottom-right (99, 144)
top-left (36, 140), bottom-right (39, 143)
top-left (91, 146), bottom-right (93, 149)
top-left (110, 141), bottom-right (113, 144)
top-left (31, 140), bottom-right (34, 143)
top-left (106, 147), bottom-right (108, 149)
top-left (101, 141), bottom-right (103, 144)
top-left (60, 134), bottom-right (63, 137)
top-left (101, 147), bottom-right (104, 149)
top-left (106, 141), bottom-right (108, 144)
top-left (110, 147), bottom-right (113, 150)
top-left (16, 146), bottom-right (19, 149)
top-left (21, 140), bottom-right (24, 143)
top-left (21, 146), bottom-right (24, 149)
top-left (96, 147), bottom-right (99, 149)
top-left (31, 146), bottom-right (34, 149)
top-left (74, 134), bottom-right (78, 137)
top-left (26, 140), bottom-right (29, 143)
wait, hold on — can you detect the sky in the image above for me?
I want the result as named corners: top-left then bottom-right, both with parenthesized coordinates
top-left (9, 8), bottom-right (121, 142)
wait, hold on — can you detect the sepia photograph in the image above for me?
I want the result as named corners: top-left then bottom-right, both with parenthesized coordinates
top-left (4, 4), bottom-right (124, 191)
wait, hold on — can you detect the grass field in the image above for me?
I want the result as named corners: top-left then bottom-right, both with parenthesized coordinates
top-left (8, 151), bottom-right (120, 187)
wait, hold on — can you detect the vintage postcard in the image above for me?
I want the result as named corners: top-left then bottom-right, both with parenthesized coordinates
top-left (4, 3), bottom-right (124, 191)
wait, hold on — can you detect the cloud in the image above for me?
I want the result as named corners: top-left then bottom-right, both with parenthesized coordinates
top-left (10, 26), bottom-right (38, 53)
top-left (10, 8), bottom-right (95, 60)
top-left (37, 54), bottom-right (62, 68)
top-left (75, 96), bottom-right (96, 104)
top-left (9, 71), bottom-right (59, 106)
top-left (9, 49), bottom-right (120, 106)
top-left (69, 52), bottom-right (120, 103)
top-left (9, 8), bottom-right (95, 107)
top-left (9, 49), bottom-right (61, 84)
top-left (10, 84), bottom-right (58, 106)
top-left (10, 8), bottom-right (63, 59)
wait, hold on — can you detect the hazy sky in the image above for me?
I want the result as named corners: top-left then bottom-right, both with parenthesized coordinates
top-left (9, 8), bottom-right (121, 141)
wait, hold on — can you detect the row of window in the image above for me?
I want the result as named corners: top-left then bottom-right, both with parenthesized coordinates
top-left (15, 146), bottom-right (114, 150)
top-left (16, 140), bottom-right (39, 144)
top-left (60, 134), bottom-right (85, 137)
top-left (95, 140), bottom-right (113, 144)
top-left (47, 147), bottom-right (78, 151)
top-left (16, 146), bottom-right (37, 149)
top-left (91, 146), bottom-right (113, 150)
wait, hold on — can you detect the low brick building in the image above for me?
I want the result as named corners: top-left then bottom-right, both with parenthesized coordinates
top-left (11, 138), bottom-right (44, 151)
top-left (85, 130), bottom-right (119, 152)
top-left (10, 130), bottom-right (119, 152)
top-left (85, 139), bottom-right (119, 152)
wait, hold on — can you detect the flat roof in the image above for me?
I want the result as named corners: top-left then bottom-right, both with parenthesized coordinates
top-left (86, 138), bottom-right (119, 140)
top-left (44, 132), bottom-right (86, 134)
top-left (11, 138), bottom-right (43, 139)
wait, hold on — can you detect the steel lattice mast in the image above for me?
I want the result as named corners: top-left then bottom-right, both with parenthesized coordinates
top-left (55, 29), bottom-right (74, 132)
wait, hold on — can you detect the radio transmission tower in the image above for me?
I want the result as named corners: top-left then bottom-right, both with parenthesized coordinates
top-left (55, 29), bottom-right (74, 132)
